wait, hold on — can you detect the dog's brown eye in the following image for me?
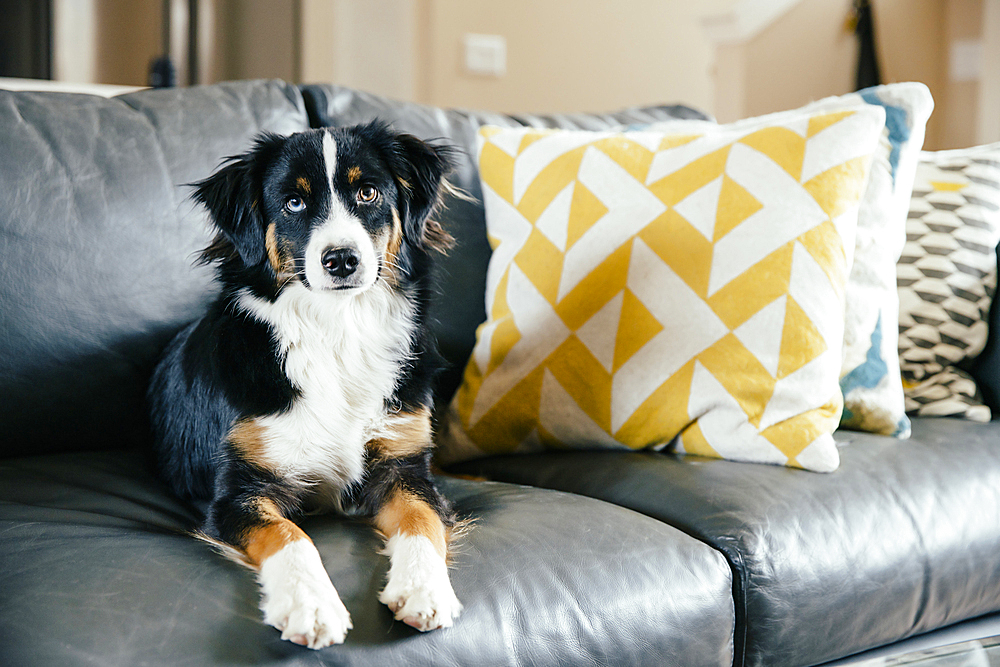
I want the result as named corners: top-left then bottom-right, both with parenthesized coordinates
top-left (357, 185), bottom-right (378, 203)
top-left (284, 197), bottom-right (306, 213)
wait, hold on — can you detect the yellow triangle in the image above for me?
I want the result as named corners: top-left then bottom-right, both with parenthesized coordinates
top-left (658, 134), bottom-right (701, 151)
top-left (707, 242), bottom-right (794, 330)
top-left (518, 132), bottom-right (551, 154)
top-left (514, 229), bottom-right (564, 305)
top-left (546, 336), bottom-right (613, 434)
top-left (930, 180), bottom-right (966, 192)
top-left (647, 144), bottom-right (731, 207)
top-left (697, 334), bottom-right (776, 428)
top-left (478, 141), bottom-right (516, 204)
top-left (479, 126), bottom-right (504, 141)
top-left (777, 296), bottom-right (827, 379)
top-left (535, 422), bottom-right (567, 450)
top-left (613, 288), bottom-right (664, 372)
top-left (738, 126), bottom-right (806, 181)
top-left (639, 209), bottom-right (714, 299)
top-left (465, 366), bottom-right (546, 455)
top-left (593, 136), bottom-right (655, 183)
top-left (490, 266), bottom-right (512, 320)
top-left (676, 419), bottom-right (721, 460)
top-left (567, 180), bottom-right (609, 249)
top-left (806, 110), bottom-right (855, 138)
top-left (614, 358), bottom-right (696, 448)
top-left (797, 222), bottom-right (847, 299)
top-left (714, 174), bottom-right (763, 241)
top-left (761, 398), bottom-right (842, 467)
top-left (802, 155), bottom-right (872, 220)
top-left (555, 241), bottom-right (633, 330)
top-left (516, 146), bottom-right (588, 223)
top-left (487, 317), bottom-right (522, 375)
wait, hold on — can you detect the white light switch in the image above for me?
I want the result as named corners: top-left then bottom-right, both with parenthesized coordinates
top-left (464, 33), bottom-right (506, 77)
top-left (950, 39), bottom-right (982, 82)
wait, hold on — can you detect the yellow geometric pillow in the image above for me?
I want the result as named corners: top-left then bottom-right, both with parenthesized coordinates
top-left (439, 106), bottom-right (886, 472)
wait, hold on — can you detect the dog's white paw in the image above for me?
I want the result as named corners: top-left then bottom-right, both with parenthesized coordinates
top-left (258, 540), bottom-right (352, 648)
top-left (379, 533), bottom-right (462, 631)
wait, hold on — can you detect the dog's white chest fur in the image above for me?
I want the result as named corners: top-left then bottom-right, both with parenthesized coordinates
top-left (238, 283), bottom-right (415, 490)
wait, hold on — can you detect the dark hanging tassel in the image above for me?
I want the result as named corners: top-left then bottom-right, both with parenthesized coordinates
top-left (853, 0), bottom-right (883, 90)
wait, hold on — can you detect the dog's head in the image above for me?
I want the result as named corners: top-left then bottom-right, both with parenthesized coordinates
top-left (194, 121), bottom-right (455, 296)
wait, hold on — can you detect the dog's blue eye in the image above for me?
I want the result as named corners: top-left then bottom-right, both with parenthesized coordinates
top-left (285, 197), bottom-right (306, 213)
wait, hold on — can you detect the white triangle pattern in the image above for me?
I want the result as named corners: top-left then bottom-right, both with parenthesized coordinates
top-left (535, 181), bottom-right (574, 252)
top-left (733, 295), bottom-right (786, 377)
top-left (576, 291), bottom-right (623, 373)
top-left (674, 175), bottom-right (723, 242)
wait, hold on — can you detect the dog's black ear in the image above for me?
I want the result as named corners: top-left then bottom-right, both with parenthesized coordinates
top-left (193, 133), bottom-right (283, 266)
top-left (386, 131), bottom-right (456, 254)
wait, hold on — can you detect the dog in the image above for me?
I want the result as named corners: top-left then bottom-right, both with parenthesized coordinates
top-left (148, 121), bottom-right (462, 649)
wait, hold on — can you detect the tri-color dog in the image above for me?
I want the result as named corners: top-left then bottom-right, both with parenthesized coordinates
top-left (148, 121), bottom-right (462, 648)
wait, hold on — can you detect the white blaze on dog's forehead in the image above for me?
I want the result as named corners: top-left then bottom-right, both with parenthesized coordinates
top-left (323, 131), bottom-right (337, 188)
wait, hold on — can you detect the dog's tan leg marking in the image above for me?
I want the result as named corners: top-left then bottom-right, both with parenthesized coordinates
top-left (244, 498), bottom-right (352, 649)
top-left (375, 489), bottom-right (461, 631)
top-left (244, 499), bottom-right (310, 566)
top-left (368, 407), bottom-right (432, 461)
top-left (375, 489), bottom-right (447, 558)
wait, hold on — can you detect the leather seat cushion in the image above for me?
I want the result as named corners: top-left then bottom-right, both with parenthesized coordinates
top-left (0, 449), bottom-right (734, 666)
top-left (455, 417), bottom-right (1000, 666)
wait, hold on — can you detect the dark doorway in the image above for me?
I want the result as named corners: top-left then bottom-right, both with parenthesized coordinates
top-left (0, 0), bottom-right (53, 79)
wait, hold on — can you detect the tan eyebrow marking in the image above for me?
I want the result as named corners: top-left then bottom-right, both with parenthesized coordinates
top-left (296, 176), bottom-right (311, 194)
top-left (347, 166), bottom-right (362, 184)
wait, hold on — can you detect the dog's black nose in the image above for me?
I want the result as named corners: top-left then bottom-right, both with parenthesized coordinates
top-left (322, 247), bottom-right (360, 278)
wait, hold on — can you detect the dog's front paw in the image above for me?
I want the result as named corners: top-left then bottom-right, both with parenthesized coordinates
top-left (379, 533), bottom-right (462, 631)
top-left (263, 584), bottom-right (352, 648)
top-left (258, 541), bottom-right (353, 648)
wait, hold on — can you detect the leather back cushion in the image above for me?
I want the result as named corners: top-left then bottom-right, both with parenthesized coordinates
top-left (970, 245), bottom-right (1000, 413)
top-left (300, 84), bottom-right (710, 406)
top-left (0, 80), bottom-right (309, 457)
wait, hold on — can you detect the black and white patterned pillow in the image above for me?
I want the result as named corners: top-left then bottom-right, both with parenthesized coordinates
top-left (898, 142), bottom-right (1000, 421)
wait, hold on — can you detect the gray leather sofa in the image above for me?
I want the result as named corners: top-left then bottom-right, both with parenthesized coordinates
top-left (1, 79), bottom-right (998, 667)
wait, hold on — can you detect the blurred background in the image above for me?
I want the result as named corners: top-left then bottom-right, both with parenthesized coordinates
top-left (0, 0), bottom-right (997, 151)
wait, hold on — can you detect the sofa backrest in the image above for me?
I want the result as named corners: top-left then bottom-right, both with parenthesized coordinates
top-left (0, 80), bottom-right (309, 458)
top-left (0, 78), bottom-right (712, 459)
top-left (299, 83), bottom-right (710, 407)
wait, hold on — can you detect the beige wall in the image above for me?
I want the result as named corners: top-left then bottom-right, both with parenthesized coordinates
top-left (216, 0), bottom-right (297, 82)
top-left (738, 0), bottom-right (856, 119)
top-left (941, 0), bottom-right (983, 149)
top-left (299, 0), bottom-right (418, 100)
top-left (51, 0), bottom-right (997, 150)
top-left (721, 0), bottom-right (949, 146)
top-left (421, 0), bottom-right (730, 114)
top-left (876, 0), bottom-right (948, 149)
top-left (720, 0), bottom-right (987, 150)
top-left (982, 0), bottom-right (1000, 143)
